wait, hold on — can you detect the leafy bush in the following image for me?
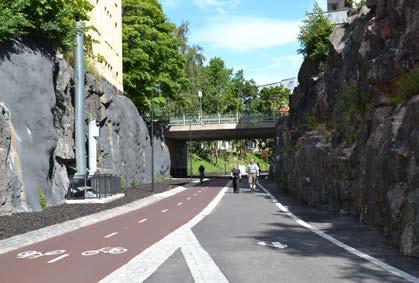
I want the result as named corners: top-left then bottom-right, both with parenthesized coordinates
top-left (298, 3), bottom-right (334, 63)
top-left (0, 0), bottom-right (93, 51)
top-left (131, 180), bottom-right (140, 188)
top-left (345, 83), bottom-right (370, 114)
top-left (305, 115), bottom-right (331, 142)
top-left (39, 191), bottom-right (47, 210)
top-left (121, 177), bottom-right (127, 192)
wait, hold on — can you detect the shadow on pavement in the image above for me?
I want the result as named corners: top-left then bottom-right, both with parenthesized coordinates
top-left (253, 180), bottom-right (419, 279)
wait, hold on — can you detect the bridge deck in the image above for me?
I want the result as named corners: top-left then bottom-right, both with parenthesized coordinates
top-left (164, 114), bottom-right (286, 141)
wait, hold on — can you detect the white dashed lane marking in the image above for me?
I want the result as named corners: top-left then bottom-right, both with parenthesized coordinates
top-left (47, 254), bottom-right (69, 264)
top-left (161, 209), bottom-right (168, 213)
top-left (104, 232), bottom-right (118, 238)
top-left (193, 194), bottom-right (197, 196)
top-left (177, 202), bottom-right (183, 206)
top-left (187, 197), bottom-right (191, 200)
top-left (138, 218), bottom-right (148, 223)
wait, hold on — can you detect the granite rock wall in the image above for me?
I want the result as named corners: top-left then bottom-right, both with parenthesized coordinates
top-left (270, 0), bottom-right (419, 256)
top-left (0, 39), bottom-right (170, 215)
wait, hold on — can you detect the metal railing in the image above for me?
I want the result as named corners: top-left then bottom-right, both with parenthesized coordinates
top-left (66, 174), bottom-right (121, 199)
top-left (165, 113), bottom-right (287, 126)
top-left (91, 174), bottom-right (121, 199)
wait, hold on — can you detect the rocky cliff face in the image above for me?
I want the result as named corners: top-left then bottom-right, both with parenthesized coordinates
top-left (0, 39), bottom-right (170, 215)
top-left (270, 0), bottom-right (419, 256)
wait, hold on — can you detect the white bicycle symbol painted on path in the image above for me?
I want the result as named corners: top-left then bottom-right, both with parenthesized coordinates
top-left (81, 247), bottom-right (127, 256)
top-left (17, 250), bottom-right (66, 259)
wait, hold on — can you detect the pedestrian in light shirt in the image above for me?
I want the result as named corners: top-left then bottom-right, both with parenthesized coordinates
top-left (247, 159), bottom-right (259, 192)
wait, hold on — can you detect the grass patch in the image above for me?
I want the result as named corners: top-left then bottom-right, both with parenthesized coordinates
top-left (346, 83), bottom-right (370, 115)
top-left (396, 67), bottom-right (419, 100)
top-left (305, 115), bottom-right (331, 143)
top-left (188, 152), bottom-right (269, 175)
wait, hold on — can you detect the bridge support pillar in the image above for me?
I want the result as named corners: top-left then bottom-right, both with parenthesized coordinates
top-left (166, 139), bottom-right (188, 177)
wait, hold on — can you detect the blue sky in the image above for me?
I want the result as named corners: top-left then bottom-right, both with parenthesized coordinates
top-left (159, 0), bottom-right (328, 85)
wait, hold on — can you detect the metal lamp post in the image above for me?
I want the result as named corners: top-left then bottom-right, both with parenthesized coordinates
top-left (198, 90), bottom-right (203, 124)
top-left (151, 98), bottom-right (154, 194)
top-left (189, 121), bottom-right (192, 180)
top-left (151, 85), bottom-right (161, 194)
top-left (74, 20), bottom-right (87, 176)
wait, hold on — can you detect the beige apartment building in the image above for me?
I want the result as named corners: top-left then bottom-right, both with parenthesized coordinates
top-left (88, 0), bottom-right (123, 91)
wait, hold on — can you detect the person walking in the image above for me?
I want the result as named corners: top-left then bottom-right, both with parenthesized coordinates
top-left (247, 159), bottom-right (259, 192)
top-left (198, 165), bottom-right (205, 184)
top-left (231, 164), bottom-right (241, 194)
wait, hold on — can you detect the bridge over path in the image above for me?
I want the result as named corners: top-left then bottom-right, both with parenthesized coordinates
top-left (160, 114), bottom-right (286, 177)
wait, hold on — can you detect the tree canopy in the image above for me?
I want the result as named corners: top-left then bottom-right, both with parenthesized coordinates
top-left (255, 85), bottom-right (291, 114)
top-left (122, 0), bottom-right (188, 115)
top-left (0, 0), bottom-right (93, 51)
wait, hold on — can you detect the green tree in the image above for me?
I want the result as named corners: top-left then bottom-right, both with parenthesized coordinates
top-left (298, 3), bottom-right (333, 63)
top-left (122, 0), bottom-right (188, 115)
top-left (169, 21), bottom-right (206, 116)
top-left (239, 79), bottom-right (259, 115)
top-left (0, 0), bottom-right (93, 51)
top-left (202, 57), bottom-right (232, 114)
top-left (255, 85), bottom-right (291, 114)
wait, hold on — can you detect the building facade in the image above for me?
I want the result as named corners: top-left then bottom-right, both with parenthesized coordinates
top-left (88, 0), bottom-right (123, 92)
top-left (327, 0), bottom-right (348, 11)
top-left (257, 78), bottom-right (298, 92)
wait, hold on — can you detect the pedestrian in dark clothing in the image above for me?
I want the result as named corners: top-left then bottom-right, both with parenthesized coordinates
top-left (198, 165), bottom-right (205, 184)
top-left (231, 164), bottom-right (241, 194)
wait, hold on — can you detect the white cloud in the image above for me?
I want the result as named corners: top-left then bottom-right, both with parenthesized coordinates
top-left (250, 55), bottom-right (303, 72)
top-left (192, 17), bottom-right (301, 51)
top-left (193, 0), bottom-right (240, 13)
top-left (160, 0), bottom-right (182, 8)
top-left (241, 55), bottom-right (303, 85)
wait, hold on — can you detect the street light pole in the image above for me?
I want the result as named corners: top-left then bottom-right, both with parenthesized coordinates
top-left (150, 84), bottom-right (161, 194)
top-left (198, 90), bottom-right (203, 124)
top-left (189, 121), bottom-right (192, 181)
top-left (151, 97), bottom-right (154, 194)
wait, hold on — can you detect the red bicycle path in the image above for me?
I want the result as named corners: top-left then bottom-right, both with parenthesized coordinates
top-left (0, 179), bottom-right (227, 283)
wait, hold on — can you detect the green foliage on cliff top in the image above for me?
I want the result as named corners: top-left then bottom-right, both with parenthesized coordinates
top-left (0, 0), bottom-right (93, 51)
top-left (298, 3), bottom-right (334, 63)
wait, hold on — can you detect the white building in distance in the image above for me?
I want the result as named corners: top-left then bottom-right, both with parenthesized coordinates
top-left (257, 77), bottom-right (298, 92)
top-left (324, 0), bottom-right (363, 24)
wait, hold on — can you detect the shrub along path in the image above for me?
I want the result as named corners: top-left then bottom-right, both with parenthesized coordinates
top-left (0, 179), bottom-right (190, 240)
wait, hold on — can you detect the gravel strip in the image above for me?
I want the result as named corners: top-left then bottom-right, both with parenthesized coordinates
top-left (0, 179), bottom-right (190, 240)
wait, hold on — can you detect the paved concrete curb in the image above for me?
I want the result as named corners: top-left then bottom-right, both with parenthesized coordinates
top-left (64, 194), bottom-right (125, 204)
top-left (0, 182), bottom-right (197, 255)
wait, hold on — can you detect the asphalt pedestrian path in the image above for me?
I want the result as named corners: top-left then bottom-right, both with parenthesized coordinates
top-left (188, 179), bottom-right (413, 282)
top-left (259, 180), bottom-right (419, 279)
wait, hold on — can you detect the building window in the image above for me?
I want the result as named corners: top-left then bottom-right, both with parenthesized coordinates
top-left (328, 3), bottom-right (338, 11)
